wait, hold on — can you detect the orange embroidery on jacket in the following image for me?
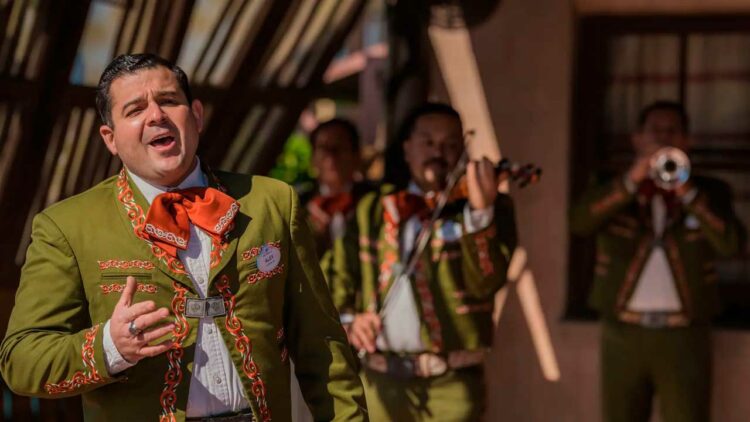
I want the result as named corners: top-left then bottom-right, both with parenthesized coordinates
top-left (216, 276), bottom-right (271, 421)
top-left (473, 226), bottom-right (496, 276)
top-left (43, 325), bottom-right (104, 394)
top-left (414, 263), bottom-right (443, 352)
top-left (241, 241), bottom-right (281, 261)
top-left (117, 169), bottom-right (187, 275)
top-left (97, 260), bottom-right (154, 271)
top-left (100, 283), bottom-right (157, 294)
top-left (159, 281), bottom-right (190, 422)
top-left (246, 264), bottom-right (284, 285)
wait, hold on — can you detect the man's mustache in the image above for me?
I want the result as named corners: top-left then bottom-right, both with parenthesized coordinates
top-left (422, 158), bottom-right (448, 168)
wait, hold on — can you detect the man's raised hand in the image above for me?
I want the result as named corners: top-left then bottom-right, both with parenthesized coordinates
top-left (110, 276), bottom-right (175, 364)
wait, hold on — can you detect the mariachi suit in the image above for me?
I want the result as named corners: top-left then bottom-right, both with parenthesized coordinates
top-left (570, 174), bottom-right (744, 422)
top-left (0, 167), bottom-right (367, 422)
top-left (329, 185), bottom-right (517, 421)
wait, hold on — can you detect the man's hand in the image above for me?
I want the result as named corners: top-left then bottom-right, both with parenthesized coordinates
top-left (348, 312), bottom-right (381, 354)
top-left (110, 276), bottom-right (175, 364)
top-left (467, 157), bottom-right (498, 210)
top-left (626, 142), bottom-right (661, 185)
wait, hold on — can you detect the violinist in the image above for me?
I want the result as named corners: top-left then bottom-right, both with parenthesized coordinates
top-left (328, 102), bottom-right (518, 421)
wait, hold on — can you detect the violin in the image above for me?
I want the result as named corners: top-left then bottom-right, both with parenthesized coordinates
top-left (424, 158), bottom-right (542, 208)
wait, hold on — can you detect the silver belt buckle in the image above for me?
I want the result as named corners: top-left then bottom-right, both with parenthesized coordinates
top-left (185, 296), bottom-right (226, 318)
top-left (640, 312), bottom-right (667, 328)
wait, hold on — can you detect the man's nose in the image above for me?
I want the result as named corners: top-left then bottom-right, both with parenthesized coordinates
top-left (145, 102), bottom-right (167, 125)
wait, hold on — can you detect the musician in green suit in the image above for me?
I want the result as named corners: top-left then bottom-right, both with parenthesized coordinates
top-left (0, 54), bottom-right (367, 422)
top-left (570, 101), bottom-right (744, 422)
top-left (329, 103), bottom-right (517, 421)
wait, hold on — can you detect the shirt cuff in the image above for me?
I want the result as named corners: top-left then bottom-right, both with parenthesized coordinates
top-left (103, 320), bottom-right (136, 375)
top-left (463, 204), bottom-right (494, 234)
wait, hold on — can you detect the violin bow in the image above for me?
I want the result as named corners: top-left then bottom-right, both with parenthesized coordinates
top-left (378, 135), bottom-right (473, 320)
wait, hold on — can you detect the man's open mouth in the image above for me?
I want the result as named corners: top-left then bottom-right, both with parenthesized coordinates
top-left (148, 134), bottom-right (176, 149)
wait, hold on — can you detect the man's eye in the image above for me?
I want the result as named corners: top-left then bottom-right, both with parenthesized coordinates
top-left (126, 108), bottom-right (142, 117)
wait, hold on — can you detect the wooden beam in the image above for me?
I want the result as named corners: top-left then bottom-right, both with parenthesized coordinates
top-left (250, 0), bottom-right (369, 176)
top-left (0, 0), bottom-right (92, 290)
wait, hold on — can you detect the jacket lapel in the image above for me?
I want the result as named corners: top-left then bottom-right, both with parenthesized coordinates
top-left (112, 168), bottom-right (195, 291)
top-left (204, 167), bottom-right (247, 285)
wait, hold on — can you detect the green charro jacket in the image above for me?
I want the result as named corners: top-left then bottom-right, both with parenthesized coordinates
top-left (0, 167), bottom-right (367, 422)
top-left (328, 185), bottom-right (517, 353)
top-left (570, 174), bottom-right (744, 323)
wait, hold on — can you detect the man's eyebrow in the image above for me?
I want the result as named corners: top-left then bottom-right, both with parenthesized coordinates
top-left (119, 90), bottom-right (183, 114)
top-left (120, 96), bottom-right (146, 114)
top-left (154, 90), bottom-right (180, 98)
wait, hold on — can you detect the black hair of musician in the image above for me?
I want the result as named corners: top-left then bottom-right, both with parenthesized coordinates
top-left (310, 118), bottom-right (361, 153)
top-left (384, 102), bottom-right (463, 188)
top-left (96, 53), bottom-right (193, 126)
top-left (637, 100), bottom-right (690, 133)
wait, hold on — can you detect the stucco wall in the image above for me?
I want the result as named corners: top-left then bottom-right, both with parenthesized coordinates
top-left (428, 0), bottom-right (750, 420)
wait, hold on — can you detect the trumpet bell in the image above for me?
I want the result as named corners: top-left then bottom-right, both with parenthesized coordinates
top-left (649, 147), bottom-right (690, 190)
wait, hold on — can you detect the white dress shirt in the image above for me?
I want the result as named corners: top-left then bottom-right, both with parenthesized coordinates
top-left (102, 159), bottom-right (251, 417)
top-left (377, 182), bottom-right (494, 352)
top-left (625, 179), bottom-right (699, 312)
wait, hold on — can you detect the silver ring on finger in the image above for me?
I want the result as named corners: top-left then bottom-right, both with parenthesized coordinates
top-left (128, 320), bottom-right (141, 336)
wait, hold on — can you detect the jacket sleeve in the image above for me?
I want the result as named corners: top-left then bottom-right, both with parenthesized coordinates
top-left (569, 177), bottom-right (635, 237)
top-left (0, 212), bottom-right (117, 398)
top-left (459, 194), bottom-right (518, 298)
top-left (325, 219), bottom-right (362, 317)
top-left (284, 187), bottom-right (368, 421)
top-left (684, 180), bottom-right (746, 257)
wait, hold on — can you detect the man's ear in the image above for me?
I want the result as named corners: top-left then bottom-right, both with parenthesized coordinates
top-left (99, 124), bottom-right (117, 155)
top-left (191, 99), bottom-right (204, 133)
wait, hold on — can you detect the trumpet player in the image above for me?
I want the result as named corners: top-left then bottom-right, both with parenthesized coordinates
top-left (571, 101), bottom-right (745, 422)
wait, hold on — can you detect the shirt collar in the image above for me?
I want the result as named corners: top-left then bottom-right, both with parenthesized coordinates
top-left (127, 158), bottom-right (207, 205)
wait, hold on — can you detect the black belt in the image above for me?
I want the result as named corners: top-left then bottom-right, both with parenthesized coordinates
top-left (185, 409), bottom-right (253, 422)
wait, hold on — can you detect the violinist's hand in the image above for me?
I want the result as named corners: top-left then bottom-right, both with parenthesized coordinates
top-left (348, 312), bottom-right (381, 354)
top-left (467, 157), bottom-right (497, 210)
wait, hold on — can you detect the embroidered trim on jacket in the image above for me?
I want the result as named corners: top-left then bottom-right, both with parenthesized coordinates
top-left (247, 265), bottom-right (285, 285)
top-left (473, 226), bottom-right (496, 276)
top-left (216, 276), bottom-right (271, 421)
top-left (117, 169), bottom-right (187, 275)
top-left (159, 281), bottom-right (190, 422)
top-left (100, 283), bottom-right (157, 295)
top-left (241, 241), bottom-right (282, 261)
top-left (43, 325), bottom-right (104, 394)
top-left (97, 259), bottom-right (154, 271)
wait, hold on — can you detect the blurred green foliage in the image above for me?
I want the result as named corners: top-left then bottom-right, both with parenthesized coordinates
top-left (269, 131), bottom-right (315, 187)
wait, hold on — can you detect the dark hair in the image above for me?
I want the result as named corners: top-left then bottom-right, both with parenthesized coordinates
top-left (95, 53), bottom-right (193, 126)
top-left (384, 102), bottom-right (463, 187)
top-left (310, 118), bottom-right (360, 153)
top-left (396, 102), bottom-right (462, 144)
top-left (638, 101), bottom-right (689, 133)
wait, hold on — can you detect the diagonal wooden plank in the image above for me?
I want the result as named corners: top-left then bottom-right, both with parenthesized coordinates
top-left (198, 0), bottom-right (297, 166)
top-left (249, 0), bottom-right (368, 176)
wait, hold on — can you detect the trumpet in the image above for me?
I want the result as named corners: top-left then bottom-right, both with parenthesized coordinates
top-left (649, 147), bottom-right (690, 190)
